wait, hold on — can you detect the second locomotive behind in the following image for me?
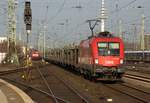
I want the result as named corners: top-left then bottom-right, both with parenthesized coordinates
top-left (47, 32), bottom-right (125, 81)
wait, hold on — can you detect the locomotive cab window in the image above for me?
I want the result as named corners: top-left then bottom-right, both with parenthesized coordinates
top-left (97, 43), bottom-right (108, 56)
top-left (98, 42), bottom-right (120, 56)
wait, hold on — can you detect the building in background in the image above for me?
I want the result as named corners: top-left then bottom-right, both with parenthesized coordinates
top-left (144, 33), bottom-right (150, 50)
top-left (0, 37), bottom-right (7, 43)
top-left (0, 37), bottom-right (8, 64)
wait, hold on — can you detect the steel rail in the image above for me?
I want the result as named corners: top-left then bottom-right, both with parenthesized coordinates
top-left (103, 84), bottom-right (149, 103)
top-left (0, 76), bottom-right (68, 103)
top-left (36, 66), bottom-right (59, 103)
top-left (50, 70), bottom-right (90, 103)
top-left (124, 73), bottom-right (150, 83)
top-left (120, 83), bottom-right (150, 94)
top-left (0, 67), bottom-right (26, 75)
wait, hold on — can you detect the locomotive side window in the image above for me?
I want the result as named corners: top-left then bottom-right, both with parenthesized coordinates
top-left (98, 42), bottom-right (120, 56)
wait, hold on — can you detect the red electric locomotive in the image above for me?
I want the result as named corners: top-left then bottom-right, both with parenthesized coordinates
top-left (30, 50), bottom-right (42, 60)
top-left (47, 32), bottom-right (125, 81)
top-left (78, 32), bottom-right (125, 80)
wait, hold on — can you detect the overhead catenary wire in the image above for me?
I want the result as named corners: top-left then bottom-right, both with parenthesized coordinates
top-left (48, 0), bottom-right (102, 45)
top-left (22, 0), bottom-right (150, 47)
top-left (48, 0), bottom-right (66, 23)
top-left (52, 21), bottom-right (87, 42)
top-left (110, 0), bottom-right (138, 15)
top-left (119, 15), bottom-right (150, 26)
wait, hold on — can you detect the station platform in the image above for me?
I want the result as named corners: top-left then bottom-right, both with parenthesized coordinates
top-left (0, 79), bottom-right (34, 103)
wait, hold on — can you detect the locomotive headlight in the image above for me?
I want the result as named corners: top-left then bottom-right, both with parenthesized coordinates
top-left (95, 58), bottom-right (99, 64)
top-left (120, 59), bottom-right (123, 64)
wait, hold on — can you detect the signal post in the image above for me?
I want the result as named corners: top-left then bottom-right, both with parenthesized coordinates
top-left (23, 0), bottom-right (32, 81)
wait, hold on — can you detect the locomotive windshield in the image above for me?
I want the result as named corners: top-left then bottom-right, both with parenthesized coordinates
top-left (98, 42), bottom-right (120, 56)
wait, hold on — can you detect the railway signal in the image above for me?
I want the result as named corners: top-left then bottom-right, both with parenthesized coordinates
top-left (24, 1), bottom-right (32, 31)
top-left (24, 0), bottom-right (32, 81)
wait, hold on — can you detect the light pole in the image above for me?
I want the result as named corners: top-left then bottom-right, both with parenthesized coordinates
top-left (43, 25), bottom-right (47, 59)
top-left (137, 6), bottom-right (145, 60)
top-left (141, 14), bottom-right (145, 51)
top-left (26, 30), bottom-right (31, 65)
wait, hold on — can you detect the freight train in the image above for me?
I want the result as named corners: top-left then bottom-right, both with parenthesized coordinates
top-left (125, 51), bottom-right (150, 62)
top-left (46, 32), bottom-right (125, 81)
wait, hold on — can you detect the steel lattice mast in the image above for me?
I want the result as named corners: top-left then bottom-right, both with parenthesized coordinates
top-left (7, 0), bottom-right (19, 65)
top-left (8, 0), bottom-right (17, 45)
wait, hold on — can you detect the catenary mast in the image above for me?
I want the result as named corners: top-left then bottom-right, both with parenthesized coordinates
top-left (8, 0), bottom-right (17, 44)
top-left (7, 0), bottom-right (19, 65)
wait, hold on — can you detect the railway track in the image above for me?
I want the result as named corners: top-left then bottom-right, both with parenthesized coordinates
top-left (123, 72), bottom-right (150, 89)
top-left (102, 83), bottom-right (150, 103)
top-left (1, 76), bottom-right (68, 103)
top-left (41, 66), bottom-right (90, 103)
top-left (0, 67), bottom-right (26, 75)
top-left (100, 73), bottom-right (150, 103)
top-left (124, 63), bottom-right (150, 74)
top-left (0, 64), bottom-right (90, 103)
top-left (124, 73), bottom-right (150, 83)
top-left (47, 64), bottom-right (150, 103)
top-left (43, 64), bottom-right (150, 103)
top-left (0, 66), bottom-right (69, 103)
top-left (128, 69), bottom-right (150, 75)
top-left (2, 63), bottom-right (149, 103)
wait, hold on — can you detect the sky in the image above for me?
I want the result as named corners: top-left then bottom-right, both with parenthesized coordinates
top-left (0, 0), bottom-right (150, 48)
